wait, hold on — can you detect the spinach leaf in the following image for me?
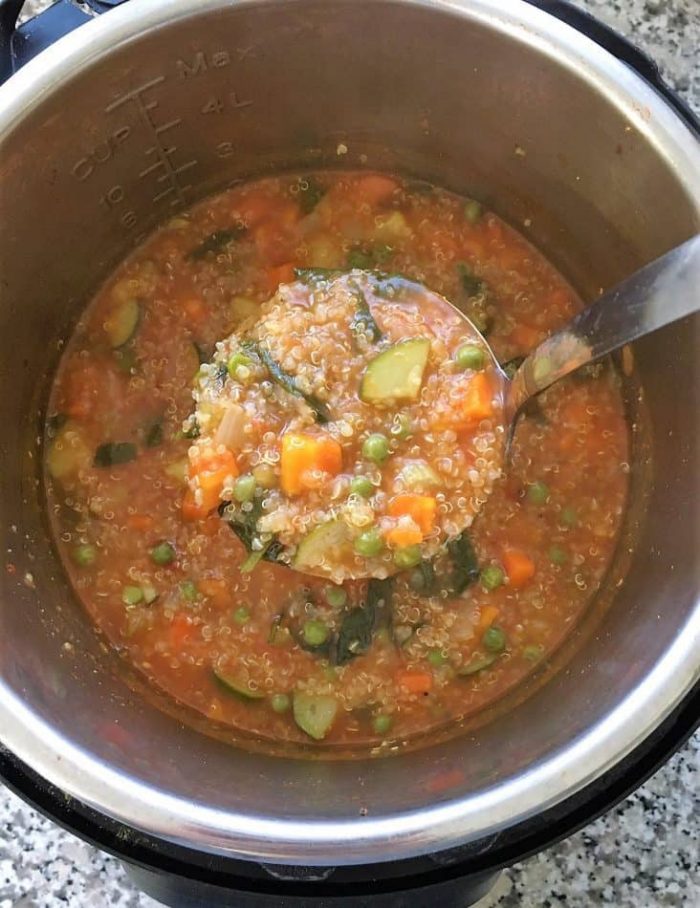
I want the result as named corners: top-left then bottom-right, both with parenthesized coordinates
top-left (243, 340), bottom-right (331, 423)
top-left (347, 244), bottom-right (393, 270)
top-left (350, 286), bottom-right (383, 343)
top-left (445, 531), bottom-right (480, 595)
top-left (186, 226), bottom-right (247, 260)
top-left (298, 177), bottom-right (325, 214)
top-left (456, 262), bottom-right (486, 298)
top-left (94, 442), bottom-right (137, 468)
top-left (334, 578), bottom-right (392, 664)
top-left (219, 500), bottom-right (284, 566)
top-left (144, 419), bottom-right (163, 448)
top-left (410, 559), bottom-right (439, 596)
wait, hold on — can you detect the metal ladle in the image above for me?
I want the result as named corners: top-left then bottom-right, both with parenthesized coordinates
top-left (491, 235), bottom-right (700, 454)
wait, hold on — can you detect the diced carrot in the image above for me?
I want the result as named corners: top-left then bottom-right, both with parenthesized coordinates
top-left (476, 604), bottom-right (500, 634)
top-left (456, 372), bottom-right (493, 426)
top-left (181, 488), bottom-right (203, 522)
top-left (353, 174), bottom-right (400, 206)
top-left (183, 297), bottom-right (208, 327)
top-left (398, 670), bottom-right (433, 695)
top-left (264, 261), bottom-right (296, 292)
top-left (280, 432), bottom-right (343, 496)
top-left (503, 549), bottom-right (536, 588)
top-left (388, 494), bottom-right (437, 536)
top-left (510, 323), bottom-right (541, 351)
top-left (198, 578), bottom-right (231, 608)
top-left (183, 448), bottom-right (239, 520)
top-left (386, 525), bottom-right (423, 549)
top-left (170, 612), bottom-right (192, 649)
top-left (126, 514), bottom-right (154, 532)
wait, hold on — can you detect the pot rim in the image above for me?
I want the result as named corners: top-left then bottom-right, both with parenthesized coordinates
top-left (0, 0), bottom-right (698, 866)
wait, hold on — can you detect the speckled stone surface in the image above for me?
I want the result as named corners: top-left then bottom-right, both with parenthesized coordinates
top-left (3, 1), bottom-right (699, 906)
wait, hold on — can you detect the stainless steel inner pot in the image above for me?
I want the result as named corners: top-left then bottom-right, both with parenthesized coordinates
top-left (0, 0), bottom-right (698, 866)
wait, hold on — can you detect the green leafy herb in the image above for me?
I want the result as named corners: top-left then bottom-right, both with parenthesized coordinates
top-left (408, 560), bottom-right (438, 595)
top-left (219, 500), bottom-right (284, 568)
top-left (334, 578), bottom-right (392, 664)
top-left (93, 442), bottom-right (137, 468)
top-left (186, 226), bottom-right (246, 260)
top-left (351, 286), bottom-right (383, 342)
top-left (456, 262), bottom-right (486, 298)
top-left (242, 340), bottom-right (331, 423)
top-left (445, 531), bottom-right (480, 595)
top-left (347, 244), bottom-right (393, 271)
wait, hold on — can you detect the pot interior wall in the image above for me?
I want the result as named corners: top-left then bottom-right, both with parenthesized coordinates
top-left (0, 0), bottom-right (697, 857)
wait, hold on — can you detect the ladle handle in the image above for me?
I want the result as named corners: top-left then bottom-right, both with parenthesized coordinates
top-left (507, 235), bottom-right (700, 417)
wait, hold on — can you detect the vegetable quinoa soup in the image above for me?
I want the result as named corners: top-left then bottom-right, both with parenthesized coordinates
top-left (45, 171), bottom-right (629, 748)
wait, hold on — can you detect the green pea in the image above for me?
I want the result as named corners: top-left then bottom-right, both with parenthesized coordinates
top-left (303, 619), bottom-right (330, 647)
top-left (455, 344), bottom-right (485, 371)
top-left (233, 474), bottom-right (257, 503)
top-left (227, 352), bottom-right (252, 379)
top-left (393, 544), bottom-right (423, 570)
top-left (350, 476), bottom-right (374, 499)
top-left (141, 584), bottom-right (158, 605)
top-left (362, 433), bottom-right (390, 464)
top-left (180, 580), bottom-right (198, 602)
top-left (527, 481), bottom-right (550, 506)
top-left (548, 545), bottom-right (568, 565)
top-left (481, 564), bottom-right (504, 591)
top-left (482, 626), bottom-right (507, 653)
top-left (122, 585), bottom-right (144, 606)
top-left (325, 585), bottom-right (348, 607)
top-left (150, 541), bottom-right (175, 566)
top-left (372, 714), bottom-right (393, 735)
top-left (270, 693), bottom-right (291, 713)
top-left (233, 606), bottom-right (250, 625)
top-left (354, 528), bottom-right (385, 558)
top-left (523, 643), bottom-right (544, 662)
top-left (464, 199), bottom-right (483, 224)
top-left (560, 506), bottom-right (578, 528)
top-left (427, 648), bottom-right (447, 667)
top-left (72, 544), bottom-right (97, 567)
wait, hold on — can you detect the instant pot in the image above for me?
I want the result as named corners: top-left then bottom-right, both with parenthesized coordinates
top-left (0, 1), bottom-right (698, 905)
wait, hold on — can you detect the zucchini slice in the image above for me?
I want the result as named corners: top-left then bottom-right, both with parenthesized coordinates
top-left (292, 691), bottom-right (338, 740)
top-left (360, 338), bottom-right (430, 404)
top-left (46, 423), bottom-right (91, 480)
top-left (293, 519), bottom-right (351, 573)
top-left (212, 668), bottom-right (265, 700)
top-left (105, 298), bottom-right (140, 348)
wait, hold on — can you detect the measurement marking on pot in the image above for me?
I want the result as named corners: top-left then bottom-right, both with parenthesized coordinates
top-left (106, 78), bottom-right (197, 207)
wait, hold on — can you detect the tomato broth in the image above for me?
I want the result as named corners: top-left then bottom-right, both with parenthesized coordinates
top-left (45, 171), bottom-right (629, 748)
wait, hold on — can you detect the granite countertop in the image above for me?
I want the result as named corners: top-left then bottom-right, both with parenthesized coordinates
top-left (2, 1), bottom-right (698, 906)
